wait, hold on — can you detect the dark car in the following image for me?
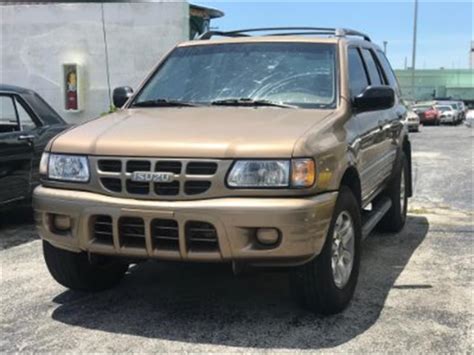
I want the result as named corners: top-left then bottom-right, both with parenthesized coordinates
top-left (0, 85), bottom-right (68, 207)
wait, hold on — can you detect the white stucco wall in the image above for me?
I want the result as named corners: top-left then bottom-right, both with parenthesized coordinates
top-left (0, 1), bottom-right (189, 123)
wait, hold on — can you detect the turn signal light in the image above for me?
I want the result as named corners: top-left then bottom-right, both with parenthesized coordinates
top-left (291, 159), bottom-right (316, 188)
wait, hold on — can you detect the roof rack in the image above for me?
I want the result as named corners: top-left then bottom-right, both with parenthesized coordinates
top-left (198, 27), bottom-right (371, 42)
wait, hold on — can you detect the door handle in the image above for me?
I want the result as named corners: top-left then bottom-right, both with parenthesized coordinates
top-left (18, 134), bottom-right (35, 141)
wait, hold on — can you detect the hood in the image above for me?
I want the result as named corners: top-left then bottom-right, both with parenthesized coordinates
top-left (51, 107), bottom-right (333, 158)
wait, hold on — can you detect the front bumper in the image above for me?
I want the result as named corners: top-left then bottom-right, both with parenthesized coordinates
top-left (406, 121), bottom-right (419, 130)
top-left (33, 186), bottom-right (337, 266)
top-left (440, 115), bottom-right (454, 123)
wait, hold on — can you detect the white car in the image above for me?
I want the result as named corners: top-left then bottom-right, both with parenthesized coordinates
top-left (436, 105), bottom-right (457, 124)
top-left (465, 110), bottom-right (474, 128)
top-left (435, 101), bottom-right (462, 124)
top-left (403, 110), bottom-right (420, 132)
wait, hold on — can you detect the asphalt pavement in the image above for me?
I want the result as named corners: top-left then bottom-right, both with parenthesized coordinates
top-left (0, 125), bottom-right (472, 353)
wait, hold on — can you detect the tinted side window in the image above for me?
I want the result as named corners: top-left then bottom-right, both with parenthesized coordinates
top-left (15, 98), bottom-right (37, 132)
top-left (348, 48), bottom-right (369, 97)
top-left (361, 48), bottom-right (383, 85)
top-left (0, 95), bottom-right (19, 133)
top-left (376, 50), bottom-right (401, 93)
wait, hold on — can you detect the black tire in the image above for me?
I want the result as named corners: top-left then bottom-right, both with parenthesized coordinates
top-left (377, 152), bottom-right (408, 233)
top-left (290, 187), bottom-right (361, 315)
top-left (43, 241), bottom-right (128, 291)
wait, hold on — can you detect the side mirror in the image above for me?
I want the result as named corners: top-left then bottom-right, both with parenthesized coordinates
top-left (112, 86), bottom-right (133, 108)
top-left (353, 86), bottom-right (395, 113)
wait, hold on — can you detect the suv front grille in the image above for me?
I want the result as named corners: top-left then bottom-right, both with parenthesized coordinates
top-left (127, 160), bottom-right (151, 173)
top-left (92, 215), bottom-right (114, 244)
top-left (154, 181), bottom-right (180, 195)
top-left (126, 180), bottom-right (150, 195)
top-left (186, 162), bottom-right (218, 175)
top-left (184, 181), bottom-right (211, 195)
top-left (119, 217), bottom-right (146, 248)
top-left (155, 161), bottom-right (182, 174)
top-left (93, 157), bottom-right (223, 200)
top-left (185, 221), bottom-right (219, 252)
top-left (90, 215), bottom-right (220, 255)
top-left (98, 160), bottom-right (121, 173)
top-left (101, 178), bottom-right (122, 192)
top-left (151, 219), bottom-right (179, 250)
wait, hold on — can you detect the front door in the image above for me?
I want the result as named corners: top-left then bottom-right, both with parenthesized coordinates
top-left (0, 95), bottom-right (34, 205)
top-left (348, 46), bottom-right (397, 206)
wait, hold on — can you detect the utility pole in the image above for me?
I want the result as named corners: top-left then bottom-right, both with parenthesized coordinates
top-left (383, 41), bottom-right (388, 55)
top-left (411, 0), bottom-right (418, 101)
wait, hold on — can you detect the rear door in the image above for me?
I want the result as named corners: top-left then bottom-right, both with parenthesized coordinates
top-left (0, 94), bottom-right (35, 204)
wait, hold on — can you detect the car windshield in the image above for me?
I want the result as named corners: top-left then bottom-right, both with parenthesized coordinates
top-left (413, 105), bottom-right (431, 111)
top-left (133, 43), bottom-right (337, 109)
top-left (437, 106), bottom-right (451, 112)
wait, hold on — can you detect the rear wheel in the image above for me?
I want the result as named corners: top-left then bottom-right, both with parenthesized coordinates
top-left (290, 187), bottom-right (361, 315)
top-left (43, 241), bottom-right (128, 291)
top-left (377, 152), bottom-right (408, 232)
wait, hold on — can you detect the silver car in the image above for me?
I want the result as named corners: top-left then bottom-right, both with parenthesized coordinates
top-left (403, 110), bottom-right (420, 132)
top-left (436, 105), bottom-right (457, 124)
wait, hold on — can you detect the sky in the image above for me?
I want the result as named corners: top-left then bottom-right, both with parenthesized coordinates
top-left (197, 1), bottom-right (473, 70)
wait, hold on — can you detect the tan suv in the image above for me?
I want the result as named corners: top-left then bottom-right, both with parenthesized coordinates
top-left (34, 28), bottom-right (412, 314)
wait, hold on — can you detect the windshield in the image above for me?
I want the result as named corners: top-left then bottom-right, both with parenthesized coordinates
top-left (133, 43), bottom-right (337, 109)
top-left (437, 106), bottom-right (451, 112)
top-left (413, 105), bottom-right (432, 111)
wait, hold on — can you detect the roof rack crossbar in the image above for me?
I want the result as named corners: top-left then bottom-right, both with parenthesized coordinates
top-left (198, 27), bottom-right (371, 42)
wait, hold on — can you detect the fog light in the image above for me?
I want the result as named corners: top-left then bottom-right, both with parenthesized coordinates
top-left (53, 214), bottom-right (71, 231)
top-left (256, 228), bottom-right (280, 246)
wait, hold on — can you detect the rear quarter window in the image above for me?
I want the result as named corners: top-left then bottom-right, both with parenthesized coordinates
top-left (376, 50), bottom-right (401, 95)
top-left (348, 47), bottom-right (369, 98)
top-left (361, 48), bottom-right (384, 86)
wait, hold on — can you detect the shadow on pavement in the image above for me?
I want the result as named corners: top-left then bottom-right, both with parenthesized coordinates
top-left (51, 215), bottom-right (429, 349)
top-left (0, 205), bottom-right (37, 250)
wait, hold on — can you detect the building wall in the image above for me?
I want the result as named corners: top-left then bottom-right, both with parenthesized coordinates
top-left (395, 69), bottom-right (474, 101)
top-left (0, 1), bottom-right (189, 123)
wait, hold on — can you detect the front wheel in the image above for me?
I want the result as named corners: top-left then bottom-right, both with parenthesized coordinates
top-left (290, 187), bottom-right (361, 315)
top-left (43, 241), bottom-right (129, 291)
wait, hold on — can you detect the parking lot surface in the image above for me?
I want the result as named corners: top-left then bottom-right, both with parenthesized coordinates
top-left (1, 126), bottom-right (472, 353)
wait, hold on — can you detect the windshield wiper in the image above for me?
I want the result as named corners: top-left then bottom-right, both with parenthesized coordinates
top-left (211, 98), bottom-right (296, 109)
top-left (132, 99), bottom-right (197, 108)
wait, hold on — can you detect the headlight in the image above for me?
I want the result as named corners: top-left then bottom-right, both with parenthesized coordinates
top-left (227, 159), bottom-right (315, 188)
top-left (228, 160), bottom-right (289, 187)
top-left (48, 154), bottom-right (90, 182)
